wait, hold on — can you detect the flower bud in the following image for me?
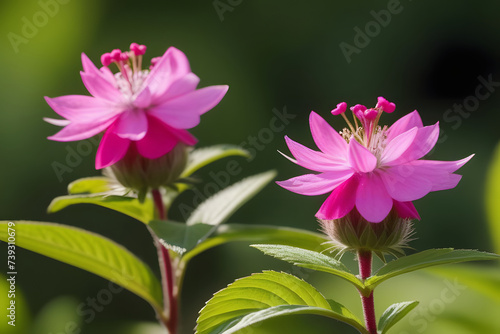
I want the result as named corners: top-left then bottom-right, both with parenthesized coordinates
top-left (104, 143), bottom-right (189, 200)
top-left (320, 208), bottom-right (414, 261)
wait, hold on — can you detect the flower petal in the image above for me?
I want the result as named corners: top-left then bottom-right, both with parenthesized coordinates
top-left (113, 110), bottom-right (148, 141)
top-left (348, 139), bottom-right (377, 173)
top-left (81, 72), bottom-right (122, 102)
top-left (149, 85), bottom-right (228, 129)
top-left (44, 95), bottom-right (118, 122)
top-left (48, 116), bottom-right (117, 142)
top-left (95, 128), bottom-right (130, 169)
top-left (133, 87), bottom-right (152, 109)
top-left (162, 123), bottom-right (198, 146)
top-left (380, 164), bottom-right (433, 202)
top-left (316, 175), bottom-right (359, 220)
top-left (43, 118), bottom-right (70, 126)
top-left (142, 47), bottom-right (192, 99)
top-left (380, 127), bottom-right (418, 165)
top-left (309, 111), bottom-right (348, 159)
top-left (355, 173), bottom-right (393, 223)
top-left (276, 170), bottom-right (353, 196)
top-left (393, 200), bottom-right (421, 220)
top-left (135, 116), bottom-right (179, 159)
top-left (390, 123), bottom-right (440, 164)
top-left (285, 136), bottom-right (349, 172)
top-left (386, 110), bottom-right (423, 142)
top-left (156, 73), bottom-right (200, 104)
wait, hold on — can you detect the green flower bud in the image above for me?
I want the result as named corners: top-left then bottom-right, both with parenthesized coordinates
top-left (104, 143), bottom-right (189, 201)
top-left (320, 209), bottom-right (414, 261)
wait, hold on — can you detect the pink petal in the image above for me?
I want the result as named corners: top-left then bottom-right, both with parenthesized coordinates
top-left (380, 127), bottom-right (418, 165)
top-left (355, 173), bottom-right (393, 223)
top-left (81, 53), bottom-right (118, 88)
top-left (148, 85), bottom-right (228, 129)
top-left (135, 116), bottom-right (180, 159)
top-left (44, 95), bottom-right (118, 122)
top-left (285, 136), bottom-right (349, 172)
top-left (348, 139), bottom-right (377, 173)
top-left (44, 118), bottom-right (70, 126)
top-left (390, 123), bottom-right (440, 164)
top-left (95, 128), bottom-right (131, 169)
top-left (316, 175), bottom-right (359, 220)
top-left (380, 165), bottom-right (433, 202)
top-left (133, 87), bottom-right (152, 109)
top-left (162, 123), bottom-right (198, 146)
top-left (393, 200), bottom-right (421, 220)
top-left (309, 111), bottom-right (348, 159)
top-left (276, 170), bottom-right (353, 196)
top-left (81, 72), bottom-right (122, 102)
top-left (156, 73), bottom-right (200, 104)
top-left (113, 110), bottom-right (148, 141)
top-left (406, 158), bottom-right (472, 191)
top-left (48, 116), bottom-right (117, 142)
top-left (142, 47), bottom-right (192, 99)
top-left (386, 110), bottom-right (423, 142)
top-left (414, 155), bottom-right (474, 173)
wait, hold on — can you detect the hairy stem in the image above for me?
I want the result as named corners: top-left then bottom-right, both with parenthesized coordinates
top-left (151, 189), bottom-right (178, 334)
top-left (358, 250), bottom-right (377, 334)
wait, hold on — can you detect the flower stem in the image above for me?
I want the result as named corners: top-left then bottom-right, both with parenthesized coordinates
top-left (151, 189), bottom-right (178, 334)
top-left (358, 250), bottom-right (377, 334)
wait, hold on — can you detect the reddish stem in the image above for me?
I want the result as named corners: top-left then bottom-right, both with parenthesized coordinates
top-left (358, 250), bottom-right (377, 334)
top-left (151, 189), bottom-right (178, 334)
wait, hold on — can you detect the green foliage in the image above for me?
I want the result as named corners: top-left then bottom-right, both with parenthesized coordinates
top-left (0, 221), bottom-right (163, 313)
top-left (68, 177), bottom-right (112, 194)
top-left (251, 244), bottom-right (364, 291)
top-left (186, 171), bottom-right (277, 226)
top-left (181, 224), bottom-right (329, 265)
top-left (485, 141), bottom-right (500, 254)
top-left (149, 220), bottom-right (215, 255)
top-left (366, 249), bottom-right (500, 290)
top-left (378, 301), bottom-right (419, 334)
top-left (196, 271), bottom-right (366, 334)
top-left (48, 194), bottom-right (155, 224)
top-left (180, 145), bottom-right (251, 178)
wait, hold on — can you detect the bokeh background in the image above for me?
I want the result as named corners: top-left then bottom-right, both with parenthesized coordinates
top-left (1, 0), bottom-right (499, 333)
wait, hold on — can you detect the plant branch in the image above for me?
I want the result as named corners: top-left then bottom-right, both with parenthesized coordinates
top-left (358, 250), bottom-right (377, 334)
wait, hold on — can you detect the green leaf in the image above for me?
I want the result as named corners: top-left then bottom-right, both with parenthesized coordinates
top-left (366, 249), bottom-right (500, 290)
top-left (251, 244), bottom-right (364, 291)
top-left (0, 221), bottom-right (163, 312)
top-left (378, 301), bottom-right (419, 334)
top-left (182, 224), bottom-right (329, 265)
top-left (486, 141), bottom-right (500, 254)
top-left (48, 194), bottom-right (154, 224)
top-left (67, 177), bottom-right (112, 194)
top-left (196, 271), bottom-right (366, 334)
top-left (148, 220), bottom-right (214, 255)
top-left (181, 145), bottom-right (251, 178)
top-left (186, 171), bottom-right (276, 226)
top-left (32, 296), bottom-right (82, 334)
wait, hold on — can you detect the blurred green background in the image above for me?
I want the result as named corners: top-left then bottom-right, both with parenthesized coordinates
top-left (1, 0), bottom-right (499, 333)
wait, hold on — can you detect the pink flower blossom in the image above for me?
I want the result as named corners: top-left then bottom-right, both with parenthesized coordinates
top-left (277, 97), bottom-right (473, 223)
top-left (45, 43), bottom-right (228, 169)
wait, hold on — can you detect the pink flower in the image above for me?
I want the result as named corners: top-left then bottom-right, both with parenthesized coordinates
top-left (277, 97), bottom-right (473, 223)
top-left (45, 43), bottom-right (228, 169)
